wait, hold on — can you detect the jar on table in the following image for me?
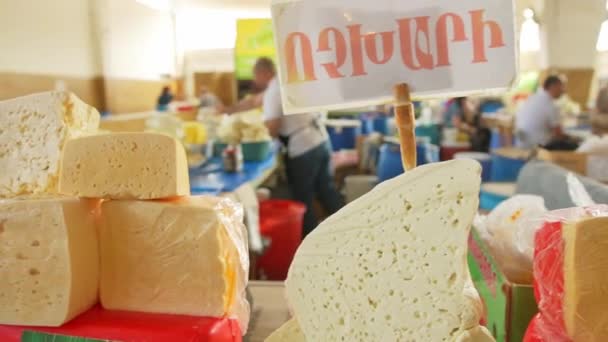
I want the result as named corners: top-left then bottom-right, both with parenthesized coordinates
top-left (222, 144), bottom-right (243, 173)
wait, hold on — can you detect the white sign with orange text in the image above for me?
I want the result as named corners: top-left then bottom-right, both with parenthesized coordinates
top-left (271, 0), bottom-right (517, 114)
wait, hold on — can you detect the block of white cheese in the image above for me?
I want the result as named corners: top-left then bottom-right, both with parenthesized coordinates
top-left (99, 196), bottom-right (249, 333)
top-left (0, 197), bottom-right (99, 326)
top-left (563, 216), bottom-right (608, 341)
top-left (265, 318), bottom-right (306, 342)
top-left (59, 132), bottom-right (190, 200)
top-left (0, 92), bottom-right (100, 197)
top-left (281, 160), bottom-right (494, 341)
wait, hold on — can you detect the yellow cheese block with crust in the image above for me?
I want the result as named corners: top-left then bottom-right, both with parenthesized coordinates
top-left (59, 132), bottom-right (190, 200)
top-left (563, 216), bottom-right (608, 342)
top-left (99, 196), bottom-right (250, 332)
top-left (0, 197), bottom-right (99, 327)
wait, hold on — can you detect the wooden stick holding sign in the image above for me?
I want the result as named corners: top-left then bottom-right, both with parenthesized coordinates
top-left (394, 84), bottom-right (417, 171)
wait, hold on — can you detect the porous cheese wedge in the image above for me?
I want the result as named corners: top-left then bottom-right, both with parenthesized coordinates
top-left (563, 216), bottom-right (608, 342)
top-left (265, 318), bottom-right (306, 342)
top-left (0, 197), bottom-right (100, 326)
top-left (59, 132), bottom-right (190, 200)
top-left (282, 159), bottom-right (494, 341)
top-left (99, 196), bottom-right (250, 333)
top-left (0, 91), bottom-right (100, 197)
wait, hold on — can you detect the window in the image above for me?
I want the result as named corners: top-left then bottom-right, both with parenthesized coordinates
top-left (520, 8), bottom-right (540, 52)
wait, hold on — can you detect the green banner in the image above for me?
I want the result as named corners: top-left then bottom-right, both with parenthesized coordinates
top-left (21, 331), bottom-right (112, 342)
top-left (235, 19), bottom-right (276, 80)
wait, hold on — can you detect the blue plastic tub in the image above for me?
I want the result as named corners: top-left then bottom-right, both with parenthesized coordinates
top-left (454, 152), bottom-right (492, 182)
top-left (377, 143), bottom-right (439, 182)
top-left (372, 116), bottom-right (389, 135)
top-left (415, 124), bottom-right (441, 146)
top-left (479, 189), bottom-right (509, 211)
top-left (326, 120), bottom-right (361, 151)
top-left (490, 129), bottom-right (503, 150)
top-left (490, 152), bottom-right (528, 182)
top-left (377, 143), bottom-right (404, 182)
top-left (360, 116), bottom-right (373, 135)
top-left (360, 113), bottom-right (389, 135)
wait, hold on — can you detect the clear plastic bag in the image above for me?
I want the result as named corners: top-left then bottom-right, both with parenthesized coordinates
top-left (475, 195), bottom-right (548, 284)
top-left (524, 205), bottom-right (608, 342)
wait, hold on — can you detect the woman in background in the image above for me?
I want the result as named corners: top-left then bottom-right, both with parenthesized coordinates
top-left (452, 97), bottom-right (491, 152)
top-left (156, 86), bottom-right (173, 112)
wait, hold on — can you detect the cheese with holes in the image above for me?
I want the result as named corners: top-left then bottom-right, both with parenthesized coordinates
top-left (0, 92), bottom-right (100, 197)
top-left (563, 217), bottom-right (608, 341)
top-left (0, 197), bottom-right (99, 326)
top-left (99, 196), bottom-right (250, 333)
top-left (279, 160), bottom-right (494, 341)
top-left (59, 132), bottom-right (190, 200)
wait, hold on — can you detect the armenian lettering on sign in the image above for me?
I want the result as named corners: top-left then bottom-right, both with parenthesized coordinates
top-left (271, 0), bottom-right (517, 114)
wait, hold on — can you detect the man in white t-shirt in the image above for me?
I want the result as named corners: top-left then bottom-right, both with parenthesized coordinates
top-left (515, 76), bottom-right (566, 149)
top-left (253, 58), bottom-right (344, 237)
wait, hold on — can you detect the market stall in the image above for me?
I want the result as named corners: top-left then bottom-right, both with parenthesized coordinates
top-left (3, 0), bottom-right (608, 341)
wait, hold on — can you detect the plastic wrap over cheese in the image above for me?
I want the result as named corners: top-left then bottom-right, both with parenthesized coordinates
top-left (524, 205), bottom-right (608, 342)
top-left (99, 196), bottom-right (250, 334)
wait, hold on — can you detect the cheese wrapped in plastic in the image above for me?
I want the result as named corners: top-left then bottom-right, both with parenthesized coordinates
top-left (272, 160), bottom-right (494, 341)
top-left (524, 205), bottom-right (608, 342)
top-left (0, 91), bottom-right (99, 197)
top-left (99, 196), bottom-right (250, 334)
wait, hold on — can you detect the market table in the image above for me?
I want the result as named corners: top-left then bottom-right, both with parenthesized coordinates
top-left (246, 281), bottom-right (290, 342)
top-left (189, 150), bottom-right (278, 195)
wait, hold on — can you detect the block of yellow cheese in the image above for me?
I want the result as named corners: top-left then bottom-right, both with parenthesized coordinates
top-left (0, 91), bottom-right (100, 197)
top-left (563, 216), bottom-right (608, 342)
top-left (59, 132), bottom-right (190, 200)
top-left (99, 196), bottom-right (249, 332)
top-left (0, 197), bottom-right (99, 326)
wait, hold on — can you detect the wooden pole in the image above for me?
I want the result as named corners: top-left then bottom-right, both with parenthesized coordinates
top-left (394, 84), bottom-right (417, 171)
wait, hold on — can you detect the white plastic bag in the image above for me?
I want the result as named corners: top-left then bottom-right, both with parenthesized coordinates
top-left (476, 195), bottom-right (548, 284)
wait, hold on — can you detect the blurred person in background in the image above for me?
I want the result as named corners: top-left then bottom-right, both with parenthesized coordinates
top-left (156, 86), bottom-right (173, 112)
top-left (515, 76), bottom-right (569, 149)
top-left (442, 98), bottom-right (460, 128)
top-left (254, 57), bottom-right (344, 237)
top-left (578, 85), bottom-right (608, 153)
top-left (592, 84), bottom-right (608, 136)
top-left (198, 85), bottom-right (222, 109)
top-left (452, 97), bottom-right (491, 152)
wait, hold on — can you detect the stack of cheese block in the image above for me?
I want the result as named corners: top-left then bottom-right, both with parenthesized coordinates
top-left (0, 92), bottom-right (249, 334)
top-left (267, 159), bottom-right (495, 341)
